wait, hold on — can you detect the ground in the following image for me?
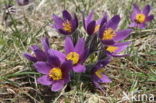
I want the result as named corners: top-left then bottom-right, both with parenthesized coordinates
top-left (0, 0), bottom-right (156, 103)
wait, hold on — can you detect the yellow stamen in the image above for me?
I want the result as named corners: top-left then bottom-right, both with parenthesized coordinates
top-left (102, 28), bottom-right (116, 40)
top-left (95, 68), bottom-right (105, 78)
top-left (66, 52), bottom-right (80, 65)
top-left (106, 46), bottom-right (118, 53)
top-left (49, 67), bottom-right (62, 80)
top-left (62, 20), bottom-right (72, 32)
top-left (135, 13), bottom-right (146, 23)
top-left (94, 25), bottom-right (100, 33)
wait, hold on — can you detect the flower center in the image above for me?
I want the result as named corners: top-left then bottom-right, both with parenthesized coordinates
top-left (49, 67), bottom-right (63, 80)
top-left (62, 20), bottom-right (72, 32)
top-left (66, 52), bottom-right (80, 65)
top-left (102, 28), bottom-right (116, 40)
top-left (135, 14), bottom-right (146, 23)
top-left (106, 46), bottom-right (118, 53)
top-left (95, 68), bottom-right (105, 78)
top-left (94, 25), bottom-right (100, 33)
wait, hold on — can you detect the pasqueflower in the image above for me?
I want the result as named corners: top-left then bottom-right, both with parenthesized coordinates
top-left (99, 15), bottom-right (132, 45)
top-left (83, 11), bottom-right (107, 35)
top-left (64, 37), bottom-right (88, 72)
top-left (52, 10), bottom-right (78, 35)
top-left (34, 55), bottom-right (72, 92)
top-left (105, 42), bottom-right (131, 57)
top-left (24, 37), bottom-right (50, 62)
top-left (48, 37), bottom-right (88, 73)
top-left (92, 59), bottom-right (111, 89)
top-left (129, 4), bottom-right (154, 28)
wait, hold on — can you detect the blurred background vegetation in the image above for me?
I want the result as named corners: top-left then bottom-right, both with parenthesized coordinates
top-left (0, 0), bottom-right (156, 103)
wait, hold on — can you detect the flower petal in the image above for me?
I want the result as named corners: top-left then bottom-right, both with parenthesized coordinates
top-left (74, 38), bottom-right (85, 56)
top-left (48, 49), bottom-right (65, 63)
top-left (64, 37), bottom-right (74, 54)
top-left (86, 11), bottom-right (94, 21)
top-left (100, 75), bottom-right (111, 83)
top-left (34, 49), bottom-right (47, 61)
top-left (105, 42), bottom-right (131, 57)
top-left (100, 13), bottom-right (108, 28)
top-left (106, 15), bottom-right (120, 30)
top-left (37, 75), bottom-right (52, 86)
top-left (99, 23), bottom-right (106, 38)
top-left (143, 5), bottom-right (151, 16)
top-left (96, 58), bottom-right (111, 68)
top-left (23, 53), bottom-right (37, 62)
top-left (34, 62), bottom-right (51, 74)
top-left (61, 61), bottom-right (72, 83)
top-left (114, 29), bottom-right (132, 41)
top-left (133, 4), bottom-right (141, 13)
top-left (138, 23), bottom-right (146, 29)
top-left (96, 18), bottom-right (102, 25)
top-left (85, 11), bottom-right (94, 28)
top-left (51, 80), bottom-right (65, 92)
top-left (41, 37), bottom-right (50, 52)
top-left (29, 45), bottom-right (47, 61)
top-left (80, 48), bottom-right (89, 63)
top-left (146, 15), bottom-right (154, 22)
top-left (129, 22), bottom-right (138, 27)
top-left (61, 60), bottom-right (72, 73)
top-left (113, 42), bottom-right (131, 53)
top-left (63, 10), bottom-right (72, 20)
top-left (48, 55), bottom-right (61, 67)
top-left (52, 14), bottom-right (64, 29)
top-left (73, 64), bottom-right (86, 73)
top-left (93, 81), bottom-right (102, 90)
top-left (102, 40), bottom-right (115, 45)
top-left (86, 20), bottom-right (96, 35)
top-left (29, 45), bottom-right (40, 51)
top-left (72, 14), bottom-right (78, 30)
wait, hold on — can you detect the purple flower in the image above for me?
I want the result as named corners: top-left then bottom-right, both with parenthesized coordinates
top-left (23, 37), bottom-right (50, 62)
top-left (64, 37), bottom-right (88, 72)
top-left (16, 0), bottom-right (31, 6)
top-left (129, 4), bottom-right (154, 28)
top-left (105, 42), bottom-right (131, 57)
top-left (52, 10), bottom-right (78, 35)
top-left (91, 59), bottom-right (111, 89)
top-left (47, 37), bottom-right (88, 73)
top-left (99, 15), bottom-right (132, 45)
top-left (83, 11), bottom-right (108, 35)
top-left (34, 55), bottom-right (72, 92)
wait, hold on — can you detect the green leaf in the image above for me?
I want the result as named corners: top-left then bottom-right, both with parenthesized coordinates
top-left (0, 38), bottom-right (5, 49)
top-left (146, 61), bottom-right (156, 64)
top-left (1, 72), bottom-right (40, 79)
